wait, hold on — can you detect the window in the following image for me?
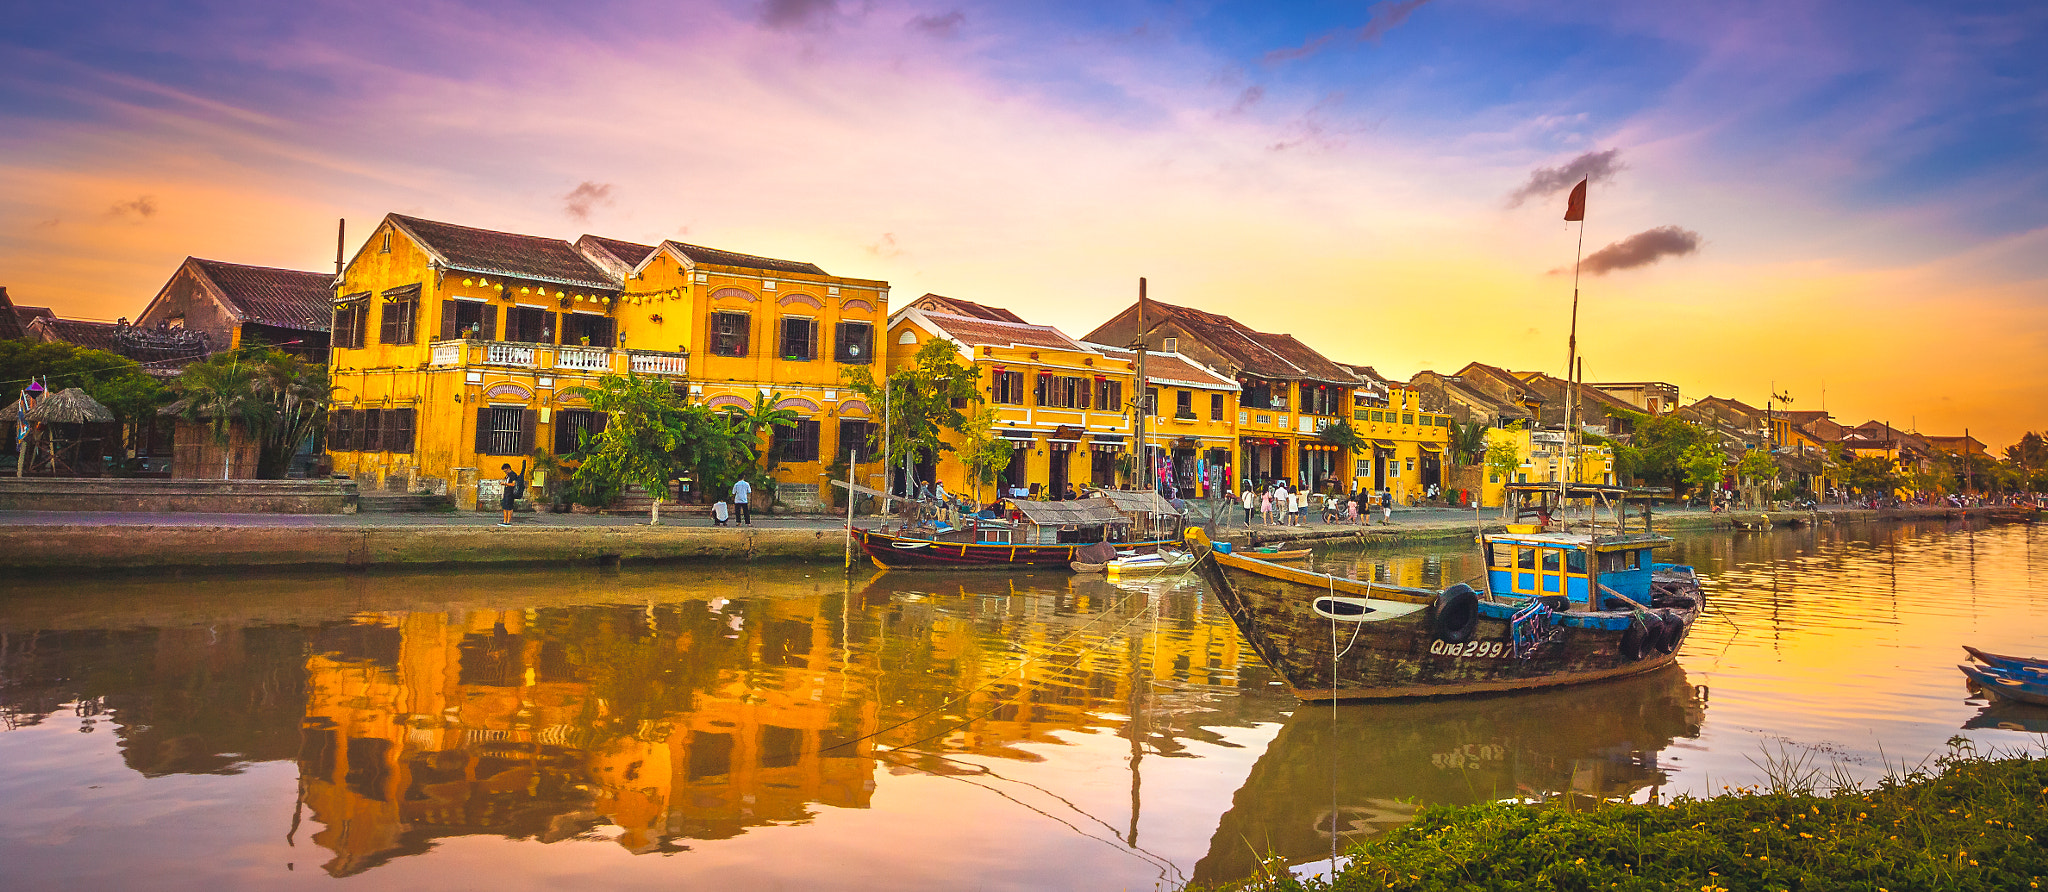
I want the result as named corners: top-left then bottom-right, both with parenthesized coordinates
top-left (476, 406), bottom-right (534, 456)
top-left (1096, 379), bottom-right (1124, 413)
top-left (1036, 375), bottom-right (1090, 409)
top-left (1175, 389), bottom-right (1194, 419)
top-left (334, 299), bottom-right (368, 350)
top-left (711, 312), bottom-right (750, 357)
top-left (1299, 383), bottom-right (1340, 416)
top-left (1146, 387), bottom-right (1159, 417)
top-left (837, 419), bottom-right (872, 462)
top-left (377, 288), bottom-right (419, 345)
top-left (384, 408), bottom-right (415, 454)
top-left (326, 409), bottom-right (352, 451)
top-left (1517, 548), bottom-right (1535, 570)
top-left (503, 306), bottom-right (554, 344)
top-left (992, 370), bottom-right (1027, 405)
top-left (1210, 393), bottom-right (1226, 421)
top-left (379, 229), bottom-right (391, 254)
top-left (360, 409), bottom-right (382, 452)
top-left (563, 313), bottom-right (614, 348)
top-left (834, 321), bottom-right (873, 363)
top-left (1541, 550), bottom-right (1561, 572)
top-left (780, 317), bottom-right (816, 361)
top-left (1238, 379), bottom-right (1271, 408)
top-left (441, 299), bottom-right (496, 340)
top-left (1403, 413), bottom-right (1415, 425)
top-left (554, 409), bottom-right (605, 455)
top-left (1162, 336), bottom-right (1178, 353)
top-left (774, 419), bottom-right (820, 462)
top-left (1566, 550), bottom-right (1586, 574)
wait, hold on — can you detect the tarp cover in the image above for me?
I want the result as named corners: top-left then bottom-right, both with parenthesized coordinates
top-left (1090, 489), bottom-right (1180, 516)
top-left (1009, 499), bottom-right (1127, 526)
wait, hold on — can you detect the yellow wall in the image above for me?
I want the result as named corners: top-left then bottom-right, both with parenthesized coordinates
top-left (1346, 387), bottom-right (1454, 505)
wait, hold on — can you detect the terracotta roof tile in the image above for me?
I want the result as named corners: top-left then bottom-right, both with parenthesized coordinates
top-left (391, 214), bottom-right (620, 290)
top-left (664, 240), bottom-right (827, 276)
top-left (29, 317), bottom-right (209, 372)
top-left (188, 258), bottom-right (334, 332)
top-left (0, 288), bottom-right (25, 341)
top-left (908, 293), bottom-right (1028, 323)
top-left (916, 312), bottom-right (1086, 352)
top-left (1126, 299), bottom-right (1353, 383)
top-left (579, 236), bottom-right (659, 268)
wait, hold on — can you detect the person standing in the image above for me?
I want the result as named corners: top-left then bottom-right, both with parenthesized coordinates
top-left (498, 463), bottom-right (522, 527)
top-left (1241, 485), bottom-right (1256, 526)
top-left (1285, 485), bottom-right (1300, 526)
top-left (732, 476), bottom-right (753, 525)
top-left (1259, 488), bottom-right (1274, 525)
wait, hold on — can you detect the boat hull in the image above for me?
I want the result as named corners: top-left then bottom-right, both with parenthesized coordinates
top-left (860, 529), bottom-right (1174, 571)
top-left (1197, 548), bottom-right (1705, 701)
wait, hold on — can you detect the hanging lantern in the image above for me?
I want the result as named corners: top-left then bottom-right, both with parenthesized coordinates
top-left (521, 286), bottom-right (531, 294)
top-left (463, 278), bottom-right (474, 287)
top-left (479, 278), bottom-right (491, 288)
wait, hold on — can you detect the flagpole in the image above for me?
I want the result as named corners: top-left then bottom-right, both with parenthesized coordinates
top-left (1562, 182), bottom-right (1586, 512)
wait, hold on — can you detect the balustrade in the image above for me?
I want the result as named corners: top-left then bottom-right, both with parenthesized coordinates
top-left (629, 351), bottom-right (688, 376)
top-left (554, 346), bottom-right (612, 372)
top-left (483, 343), bottom-right (537, 368)
top-left (429, 341), bottom-right (464, 366)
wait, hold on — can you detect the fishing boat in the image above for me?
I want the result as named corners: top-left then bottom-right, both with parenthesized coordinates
top-left (862, 494), bottom-right (1177, 571)
top-left (1963, 645), bottom-right (2048, 674)
top-left (1189, 483), bottom-right (1706, 701)
top-left (1958, 664), bottom-right (2048, 707)
top-left (1103, 547), bottom-right (1195, 580)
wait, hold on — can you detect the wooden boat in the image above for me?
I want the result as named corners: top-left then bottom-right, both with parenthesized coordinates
top-left (1103, 548), bottom-right (1195, 580)
top-left (1189, 484), bottom-right (1706, 701)
top-left (1959, 664), bottom-right (2048, 707)
top-left (1963, 645), bottom-right (2048, 674)
top-left (864, 496), bottom-right (1175, 571)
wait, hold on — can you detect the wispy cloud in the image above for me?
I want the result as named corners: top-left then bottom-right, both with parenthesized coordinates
top-left (761, 0), bottom-right (836, 30)
top-left (1577, 225), bottom-right (1702, 275)
top-left (105, 195), bottom-right (157, 219)
top-left (563, 182), bottom-right (614, 222)
top-left (1507, 148), bottom-right (1623, 208)
top-left (907, 10), bottom-right (964, 39)
top-left (1265, 0), bottom-right (1433, 64)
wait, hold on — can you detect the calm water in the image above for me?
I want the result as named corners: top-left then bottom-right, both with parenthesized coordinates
top-left (2, 520), bottom-right (2044, 890)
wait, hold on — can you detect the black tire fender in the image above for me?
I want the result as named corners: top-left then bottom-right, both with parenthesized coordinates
top-left (1653, 610), bottom-right (1683, 654)
top-left (1620, 615), bottom-right (1651, 661)
top-left (1433, 584), bottom-right (1480, 644)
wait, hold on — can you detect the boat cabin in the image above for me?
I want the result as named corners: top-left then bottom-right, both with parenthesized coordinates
top-left (1486, 483), bottom-right (1672, 609)
top-left (1000, 498), bottom-right (1132, 545)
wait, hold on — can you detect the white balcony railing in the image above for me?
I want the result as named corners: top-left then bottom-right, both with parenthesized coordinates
top-left (483, 343), bottom-right (537, 368)
top-left (430, 341), bottom-right (463, 366)
top-left (629, 350), bottom-right (688, 376)
top-left (554, 346), bottom-right (612, 372)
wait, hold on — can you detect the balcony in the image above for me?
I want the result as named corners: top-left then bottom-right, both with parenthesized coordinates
top-left (421, 340), bottom-right (685, 377)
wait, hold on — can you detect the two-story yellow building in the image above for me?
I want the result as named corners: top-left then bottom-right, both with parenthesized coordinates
top-left (886, 298), bottom-right (1238, 501)
top-left (1342, 379), bottom-right (1455, 505)
top-left (325, 214), bottom-right (887, 509)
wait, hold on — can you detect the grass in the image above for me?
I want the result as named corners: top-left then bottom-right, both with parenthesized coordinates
top-left (1204, 740), bottom-right (2047, 892)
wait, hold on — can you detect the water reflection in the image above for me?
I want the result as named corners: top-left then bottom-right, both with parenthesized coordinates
top-left (1190, 666), bottom-right (1704, 885)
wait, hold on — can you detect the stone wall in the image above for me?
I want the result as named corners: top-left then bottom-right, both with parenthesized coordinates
top-left (0, 478), bottom-right (359, 514)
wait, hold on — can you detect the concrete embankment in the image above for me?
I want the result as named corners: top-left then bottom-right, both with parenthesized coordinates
top-left (1, 522), bottom-right (862, 574)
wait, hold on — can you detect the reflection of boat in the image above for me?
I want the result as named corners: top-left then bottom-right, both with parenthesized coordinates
top-left (1103, 548), bottom-right (1195, 580)
top-left (1963, 700), bottom-right (2048, 734)
top-left (1189, 486), bottom-right (1706, 700)
top-left (1247, 547), bottom-right (1311, 560)
top-left (1190, 665), bottom-right (1704, 887)
top-left (1959, 664), bottom-right (2048, 706)
top-left (862, 497), bottom-right (1174, 570)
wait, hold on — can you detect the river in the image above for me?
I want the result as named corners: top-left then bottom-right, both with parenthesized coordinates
top-left (1, 519), bottom-right (2043, 890)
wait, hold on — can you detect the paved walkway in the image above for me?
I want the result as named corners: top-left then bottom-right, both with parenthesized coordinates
top-left (0, 509), bottom-right (860, 529)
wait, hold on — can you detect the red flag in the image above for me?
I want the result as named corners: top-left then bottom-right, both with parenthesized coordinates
top-left (1564, 178), bottom-right (1587, 222)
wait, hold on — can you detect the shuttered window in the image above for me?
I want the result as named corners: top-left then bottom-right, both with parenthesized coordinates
top-left (442, 300), bottom-right (496, 340)
top-left (711, 312), bottom-right (750, 357)
top-left (780, 318), bottom-right (817, 361)
top-left (504, 306), bottom-right (555, 344)
top-left (836, 419), bottom-right (871, 462)
top-left (554, 409), bottom-right (607, 455)
top-left (562, 313), bottom-right (614, 347)
top-left (834, 321), bottom-right (873, 363)
top-left (378, 287), bottom-right (420, 345)
top-left (476, 407), bottom-right (535, 456)
top-left (334, 300), bottom-right (368, 350)
top-left (384, 408), bottom-right (415, 454)
top-left (360, 409), bottom-right (382, 452)
top-left (991, 370), bottom-right (1026, 405)
top-left (774, 419), bottom-right (820, 463)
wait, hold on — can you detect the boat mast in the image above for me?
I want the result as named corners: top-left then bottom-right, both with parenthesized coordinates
top-left (1131, 278), bottom-right (1150, 494)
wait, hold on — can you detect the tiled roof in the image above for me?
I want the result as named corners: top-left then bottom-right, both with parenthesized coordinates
top-left (1120, 299), bottom-right (1353, 384)
top-left (1090, 344), bottom-right (1238, 390)
top-left (390, 214), bottom-right (620, 290)
top-left (663, 240), bottom-right (827, 276)
top-left (188, 258), bottom-right (334, 332)
top-left (28, 317), bottom-right (209, 372)
top-left (580, 235), bottom-right (659, 268)
top-left (908, 293), bottom-right (1028, 324)
top-left (0, 288), bottom-right (25, 341)
top-left (915, 311), bottom-right (1087, 352)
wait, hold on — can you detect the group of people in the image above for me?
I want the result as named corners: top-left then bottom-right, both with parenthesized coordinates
top-left (1241, 481), bottom-right (1393, 527)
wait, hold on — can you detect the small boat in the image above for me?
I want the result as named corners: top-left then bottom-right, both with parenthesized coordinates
top-left (1249, 547), bottom-right (1312, 561)
top-left (1190, 483), bottom-right (1706, 701)
top-left (1104, 548), bottom-right (1195, 580)
top-left (864, 495), bottom-right (1176, 571)
top-left (1959, 664), bottom-right (2048, 707)
top-left (1963, 645), bottom-right (2048, 674)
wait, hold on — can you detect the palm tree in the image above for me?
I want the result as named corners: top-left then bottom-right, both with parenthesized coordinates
top-left (249, 350), bottom-right (330, 478)
top-left (168, 354), bottom-right (266, 478)
top-left (1449, 420), bottom-right (1489, 467)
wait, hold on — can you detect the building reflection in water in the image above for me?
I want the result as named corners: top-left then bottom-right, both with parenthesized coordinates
top-left (1189, 665), bottom-right (1705, 886)
top-left (287, 572), bottom-right (1254, 876)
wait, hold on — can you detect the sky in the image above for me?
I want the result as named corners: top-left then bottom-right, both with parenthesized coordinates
top-left (3, 0), bottom-right (2045, 448)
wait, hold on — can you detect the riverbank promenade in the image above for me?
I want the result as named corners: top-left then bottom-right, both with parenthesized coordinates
top-left (0, 504), bottom-right (2021, 575)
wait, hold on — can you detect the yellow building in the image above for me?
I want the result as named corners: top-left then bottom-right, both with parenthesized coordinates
top-left (1342, 376), bottom-right (1455, 506)
top-left (1476, 426), bottom-right (1616, 508)
top-left (886, 299), bottom-right (1240, 501)
top-left (325, 214), bottom-right (887, 509)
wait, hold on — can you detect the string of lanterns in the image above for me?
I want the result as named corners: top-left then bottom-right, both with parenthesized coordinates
top-left (456, 277), bottom-right (689, 307)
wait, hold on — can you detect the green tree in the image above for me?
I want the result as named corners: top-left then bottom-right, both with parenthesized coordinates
top-left (2004, 432), bottom-right (2047, 471)
top-left (1317, 418), bottom-right (1367, 457)
top-left (841, 338), bottom-right (982, 496)
top-left (569, 371), bottom-right (691, 524)
top-left (956, 405), bottom-right (1015, 504)
top-left (1844, 454), bottom-right (1904, 499)
top-left (724, 390), bottom-right (799, 487)
top-left (1680, 442), bottom-right (1727, 505)
top-left (168, 349), bottom-right (329, 479)
top-left (1616, 410), bottom-right (1721, 495)
top-left (1448, 420), bottom-right (1489, 468)
top-left (1483, 427), bottom-right (1522, 489)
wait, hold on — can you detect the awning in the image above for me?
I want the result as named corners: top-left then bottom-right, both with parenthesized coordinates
top-left (1048, 425), bottom-right (1085, 444)
top-left (381, 283), bottom-right (422, 300)
top-left (1418, 443), bottom-right (1444, 454)
top-left (1089, 433), bottom-right (1126, 443)
top-left (998, 428), bottom-right (1036, 444)
top-left (336, 291), bottom-right (370, 304)
top-left (1369, 439), bottom-right (1397, 450)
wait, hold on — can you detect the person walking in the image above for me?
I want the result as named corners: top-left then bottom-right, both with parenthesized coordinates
top-left (1259, 488), bottom-right (1274, 525)
top-left (1241, 485), bottom-right (1256, 526)
top-left (732, 476), bottom-right (753, 525)
top-left (1380, 489), bottom-right (1394, 525)
top-left (498, 463), bottom-right (522, 527)
top-left (1285, 485), bottom-right (1300, 526)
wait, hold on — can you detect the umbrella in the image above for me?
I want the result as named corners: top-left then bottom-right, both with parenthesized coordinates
top-left (25, 387), bottom-right (115, 424)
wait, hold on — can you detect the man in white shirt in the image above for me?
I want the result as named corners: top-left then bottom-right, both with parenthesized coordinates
top-left (732, 477), bottom-right (753, 525)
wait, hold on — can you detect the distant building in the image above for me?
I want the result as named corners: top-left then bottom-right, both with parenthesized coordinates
top-left (136, 257), bottom-right (334, 361)
top-left (1589, 381), bottom-right (1680, 415)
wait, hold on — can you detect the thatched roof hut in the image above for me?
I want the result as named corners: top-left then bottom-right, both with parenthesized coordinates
top-left (4, 387), bottom-right (115, 424)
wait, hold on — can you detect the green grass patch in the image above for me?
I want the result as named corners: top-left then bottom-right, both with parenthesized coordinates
top-left (1208, 742), bottom-right (2048, 892)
